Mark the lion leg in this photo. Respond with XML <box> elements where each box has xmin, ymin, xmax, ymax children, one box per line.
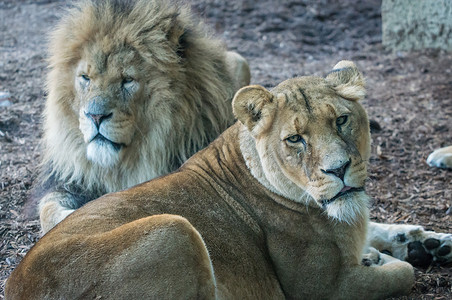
<box><xmin>6</xmin><ymin>214</ymin><xmax>216</xmax><ymax>300</ymax></box>
<box><xmin>335</xmin><ymin>254</ymin><xmax>414</xmax><ymax>299</ymax></box>
<box><xmin>366</xmin><ymin>222</ymin><xmax>452</xmax><ymax>267</ymax></box>
<box><xmin>38</xmin><ymin>191</ymin><xmax>77</xmax><ymax>234</ymax></box>
<box><xmin>427</xmin><ymin>145</ymin><xmax>452</xmax><ymax>169</ymax></box>
<box><xmin>225</xmin><ymin>51</ymin><xmax>251</xmax><ymax>90</ymax></box>
<box><xmin>99</xmin><ymin>214</ymin><xmax>217</xmax><ymax>299</ymax></box>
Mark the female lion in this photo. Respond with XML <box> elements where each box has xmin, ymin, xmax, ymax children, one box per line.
<box><xmin>6</xmin><ymin>61</ymin><xmax>451</xmax><ymax>299</ymax></box>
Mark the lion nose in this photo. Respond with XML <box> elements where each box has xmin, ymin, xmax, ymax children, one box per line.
<box><xmin>321</xmin><ymin>159</ymin><xmax>351</xmax><ymax>181</ymax></box>
<box><xmin>85</xmin><ymin>112</ymin><xmax>112</xmax><ymax>129</ymax></box>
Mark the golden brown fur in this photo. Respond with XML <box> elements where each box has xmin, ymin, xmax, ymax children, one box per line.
<box><xmin>36</xmin><ymin>0</ymin><xmax>250</xmax><ymax>233</ymax></box>
<box><xmin>7</xmin><ymin>61</ymin><xmax>416</xmax><ymax>299</ymax></box>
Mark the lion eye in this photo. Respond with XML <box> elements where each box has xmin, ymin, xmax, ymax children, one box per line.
<box><xmin>81</xmin><ymin>74</ymin><xmax>90</xmax><ymax>82</ymax></box>
<box><xmin>122</xmin><ymin>77</ymin><xmax>134</xmax><ymax>85</ymax></box>
<box><xmin>336</xmin><ymin>115</ymin><xmax>348</xmax><ymax>126</ymax></box>
<box><xmin>286</xmin><ymin>134</ymin><xmax>304</xmax><ymax>144</ymax></box>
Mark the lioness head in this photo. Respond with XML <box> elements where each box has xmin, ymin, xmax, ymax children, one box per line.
<box><xmin>234</xmin><ymin>61</ymin><xmax>370</xmax><ymax>224</ymax></box>
<box><xmin>40</xmin><ymin>0</ymin><xmax>235</xmax><ymax>193</ymax></box>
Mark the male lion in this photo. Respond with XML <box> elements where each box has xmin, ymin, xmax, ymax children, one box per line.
<box><xmin>35</xmin><ymin>0</ymin><xmax>250</xmax><ymax>233</ymax></box>
<box><xmin>7</xmin><ymin>61</ymin><xmax>451</xmax><ymax>299</ymax></box>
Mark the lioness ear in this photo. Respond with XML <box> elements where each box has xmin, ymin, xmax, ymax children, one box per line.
<box><xmin>232</xmin><ymin>85</ymin><xmax>275</xmax><ymax>135</ymax></box>
<box><xmin>326</xmin><ymin>60</ymin><xmax>366</xmax><ymax>101</ymax></box>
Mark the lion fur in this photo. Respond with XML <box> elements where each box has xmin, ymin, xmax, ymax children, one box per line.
<box><xmin>32</xmin><ymin>0</ymin><xmax>240</xmax><ymax>228</ymax></box>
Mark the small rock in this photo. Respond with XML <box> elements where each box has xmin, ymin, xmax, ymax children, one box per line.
<box><xmin>0</xmin><ymin>91</ymin><xmax>12</xmax><ymax>107</ymax></box>
<box><xmin>0</xmin><ymin>100</ymin><xmax>12</xmax><ymax>107</ymax></box>
<box><xmin>0</xmin><ymin>91</ymin><xmax>11</xmax><ymax>99</ymax></box>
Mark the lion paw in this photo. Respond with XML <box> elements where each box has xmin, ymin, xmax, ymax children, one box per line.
<box><xmin>369</xmin><ymin>223</ymin><xmax>452</xmax><ymax>268</ymax></box>
<box><xmin>386</xmin><ymin>226</ymin><xmax>452</xmax><ymax>267</ymax></box>
<box><xmin>362</xmin><ymin>247</ymin><xmax>405</xmax><ymax>267</ymax></box>
<box><xmin>405</xmin><ymin>232</ymin><xmax>452</xmax><ymax>267</ymax></box>
<box><xmin>426</xmin><ymin>146</ymin><xmax>452</xmax><ymax>169</ymax></box>
<box><xmin>362</xmin><ymin>247</ymin><xmax>383</xmax><ymax>266</ymax></box>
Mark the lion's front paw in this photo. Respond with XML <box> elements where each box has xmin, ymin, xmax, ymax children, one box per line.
<box><xmin>368</xmin><ymin>223</ymin><xmax>452</xmax><ymax>268</ymax></box>
<box><xmin>426</xmin><ymin>146</ymin><xmax>452</xmax><ymax>169</ymax></box>
<box><xmin>406</xmin><ymin>232</ymin><xmax>452</xmax><ymax>267</ymax></box>
<box><xmin>362</xmin><ymin>247</ymin><xmax>383</xmax><ymax>266</ymax></box>
<box><xmin>363</xmin><ymin>247</ymin><xmax>403</xmax><ymax>267</ymax></box>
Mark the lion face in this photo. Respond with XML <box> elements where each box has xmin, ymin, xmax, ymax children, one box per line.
<box><xmin>75</xmin><ymin>49</ymin><xmax>144</xmax><ymax>167</ymax></box>
<box><xmin>234</xmin><ymin>61</ymin><xmax>371</xmax><ymax>223</ymax></box>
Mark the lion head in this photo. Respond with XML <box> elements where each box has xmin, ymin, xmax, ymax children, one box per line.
<box><xmin>233</xmin><ymin>61</ymin><xmax>371</xmax><ymax>224</ymax></box>
<box><xmin>38</xmin><ymin>0</ymin><xmax>239</xmax><ymax>198</ymax></box>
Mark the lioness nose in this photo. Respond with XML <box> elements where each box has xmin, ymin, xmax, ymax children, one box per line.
<box><xmin>321</xmin><ymin>159</ymin><xmax>351</xmax><ymax>181</ymax></box>
<box><xmin>85</xmin><ymin>112</ymin><xmax>112</xmax><ymax>128</ymax></box>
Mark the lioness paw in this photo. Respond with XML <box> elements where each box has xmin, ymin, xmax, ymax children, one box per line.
<box><xmin>362</xmin><ymin>247</ymin><xmax>384</xmax><ymax>266</ymax></box>
<box><xmin>426</xmin><ymin>146</ymin><xmax>452</xmax><ymax>169</ymax></box>
<box><xmin>362</xmin><ymin>247</ymin><xmax>403</xmax><ymax>266</ymax></box>
<box><xmin>368</xmin><ymin>222</ymin><xmax>452</xmax><ymax>268</ymax></box>
<box><xmin>386</xmin><ymin>226</ymin><xmax>452</xmax><ymax>267</ymax></box>
<box><xmin>406</xmin><ymin>232</ymin><xmax>452</xmax><ymax>267</ymax></box>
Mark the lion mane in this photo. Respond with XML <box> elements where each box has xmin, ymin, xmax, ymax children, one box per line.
<box><xmin>34</xmin><ymin>0</ymin><xmax>247</xmax><ymax>231</ymax></box>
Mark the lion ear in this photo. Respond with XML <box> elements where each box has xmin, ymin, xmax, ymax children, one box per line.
<box><xmin>164</xmin><ymin>15</ymin><xmax>187</xmax><ymax>54</ymax></box>
<box><xmin>232</xmin><ymin>85</ymin><xmax>275</xmax><ymax>135</ymax></box>
<box><xmin>326</xmin><ymin>60</ymin><xmax>366</xmax><ymax>101</ymax></box>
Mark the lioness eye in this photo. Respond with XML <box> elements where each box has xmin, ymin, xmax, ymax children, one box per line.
<box><xmin>287</xmin><ymin>134</ymin><xmax>304</xmax><ymax>144</ymax></box>
<box><xmin>81</xmin><ymin>74</ymin><xmax>90</xmax><ymax>81</ymax></box>
<box><xmin>336</xmin><ymin>115</ymin><xmax>348</xmax><ymax>126</ymax></box>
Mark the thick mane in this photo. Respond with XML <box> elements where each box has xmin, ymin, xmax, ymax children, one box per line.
<box><xmin>38</xmin><ymin>0</ymin><xmax>235</xmax><ymax>201</ymax></box>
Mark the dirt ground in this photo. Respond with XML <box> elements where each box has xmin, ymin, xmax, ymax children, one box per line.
<box><xmin>0</xmin><ymin>0</ymin><xmax>451</xmax><ymax>298</ymax></box>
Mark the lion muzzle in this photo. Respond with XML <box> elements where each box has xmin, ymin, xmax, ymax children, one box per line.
<box><xmin>85</xmin><ymin>111</ymin><xmax>113</xmax><ymax>129</ymax></box>
<box><xmin>320</xmin><ymin>159</ymin><xmax>351</xmax><ymax>181</ymax></box>
<box><xmin>321</xmin><ymin>186</ymin><xmax>365</xmax><ymax>208</ymax></box>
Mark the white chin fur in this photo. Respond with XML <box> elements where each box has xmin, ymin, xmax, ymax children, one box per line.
<box><xmin>86</xmin><ymin>141</ymin><xmax>121</xmax><ymax>168</ymax></box>
<box><xmin>323</xmin><ymin>192</ymin><xmax>369</xmax><ymax>225</ymax></box>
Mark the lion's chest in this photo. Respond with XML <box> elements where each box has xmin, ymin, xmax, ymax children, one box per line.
<box><xmin>262</xmin><ymin>206</ymin><xmax>352</xmax><ymax>298</ymax></box>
